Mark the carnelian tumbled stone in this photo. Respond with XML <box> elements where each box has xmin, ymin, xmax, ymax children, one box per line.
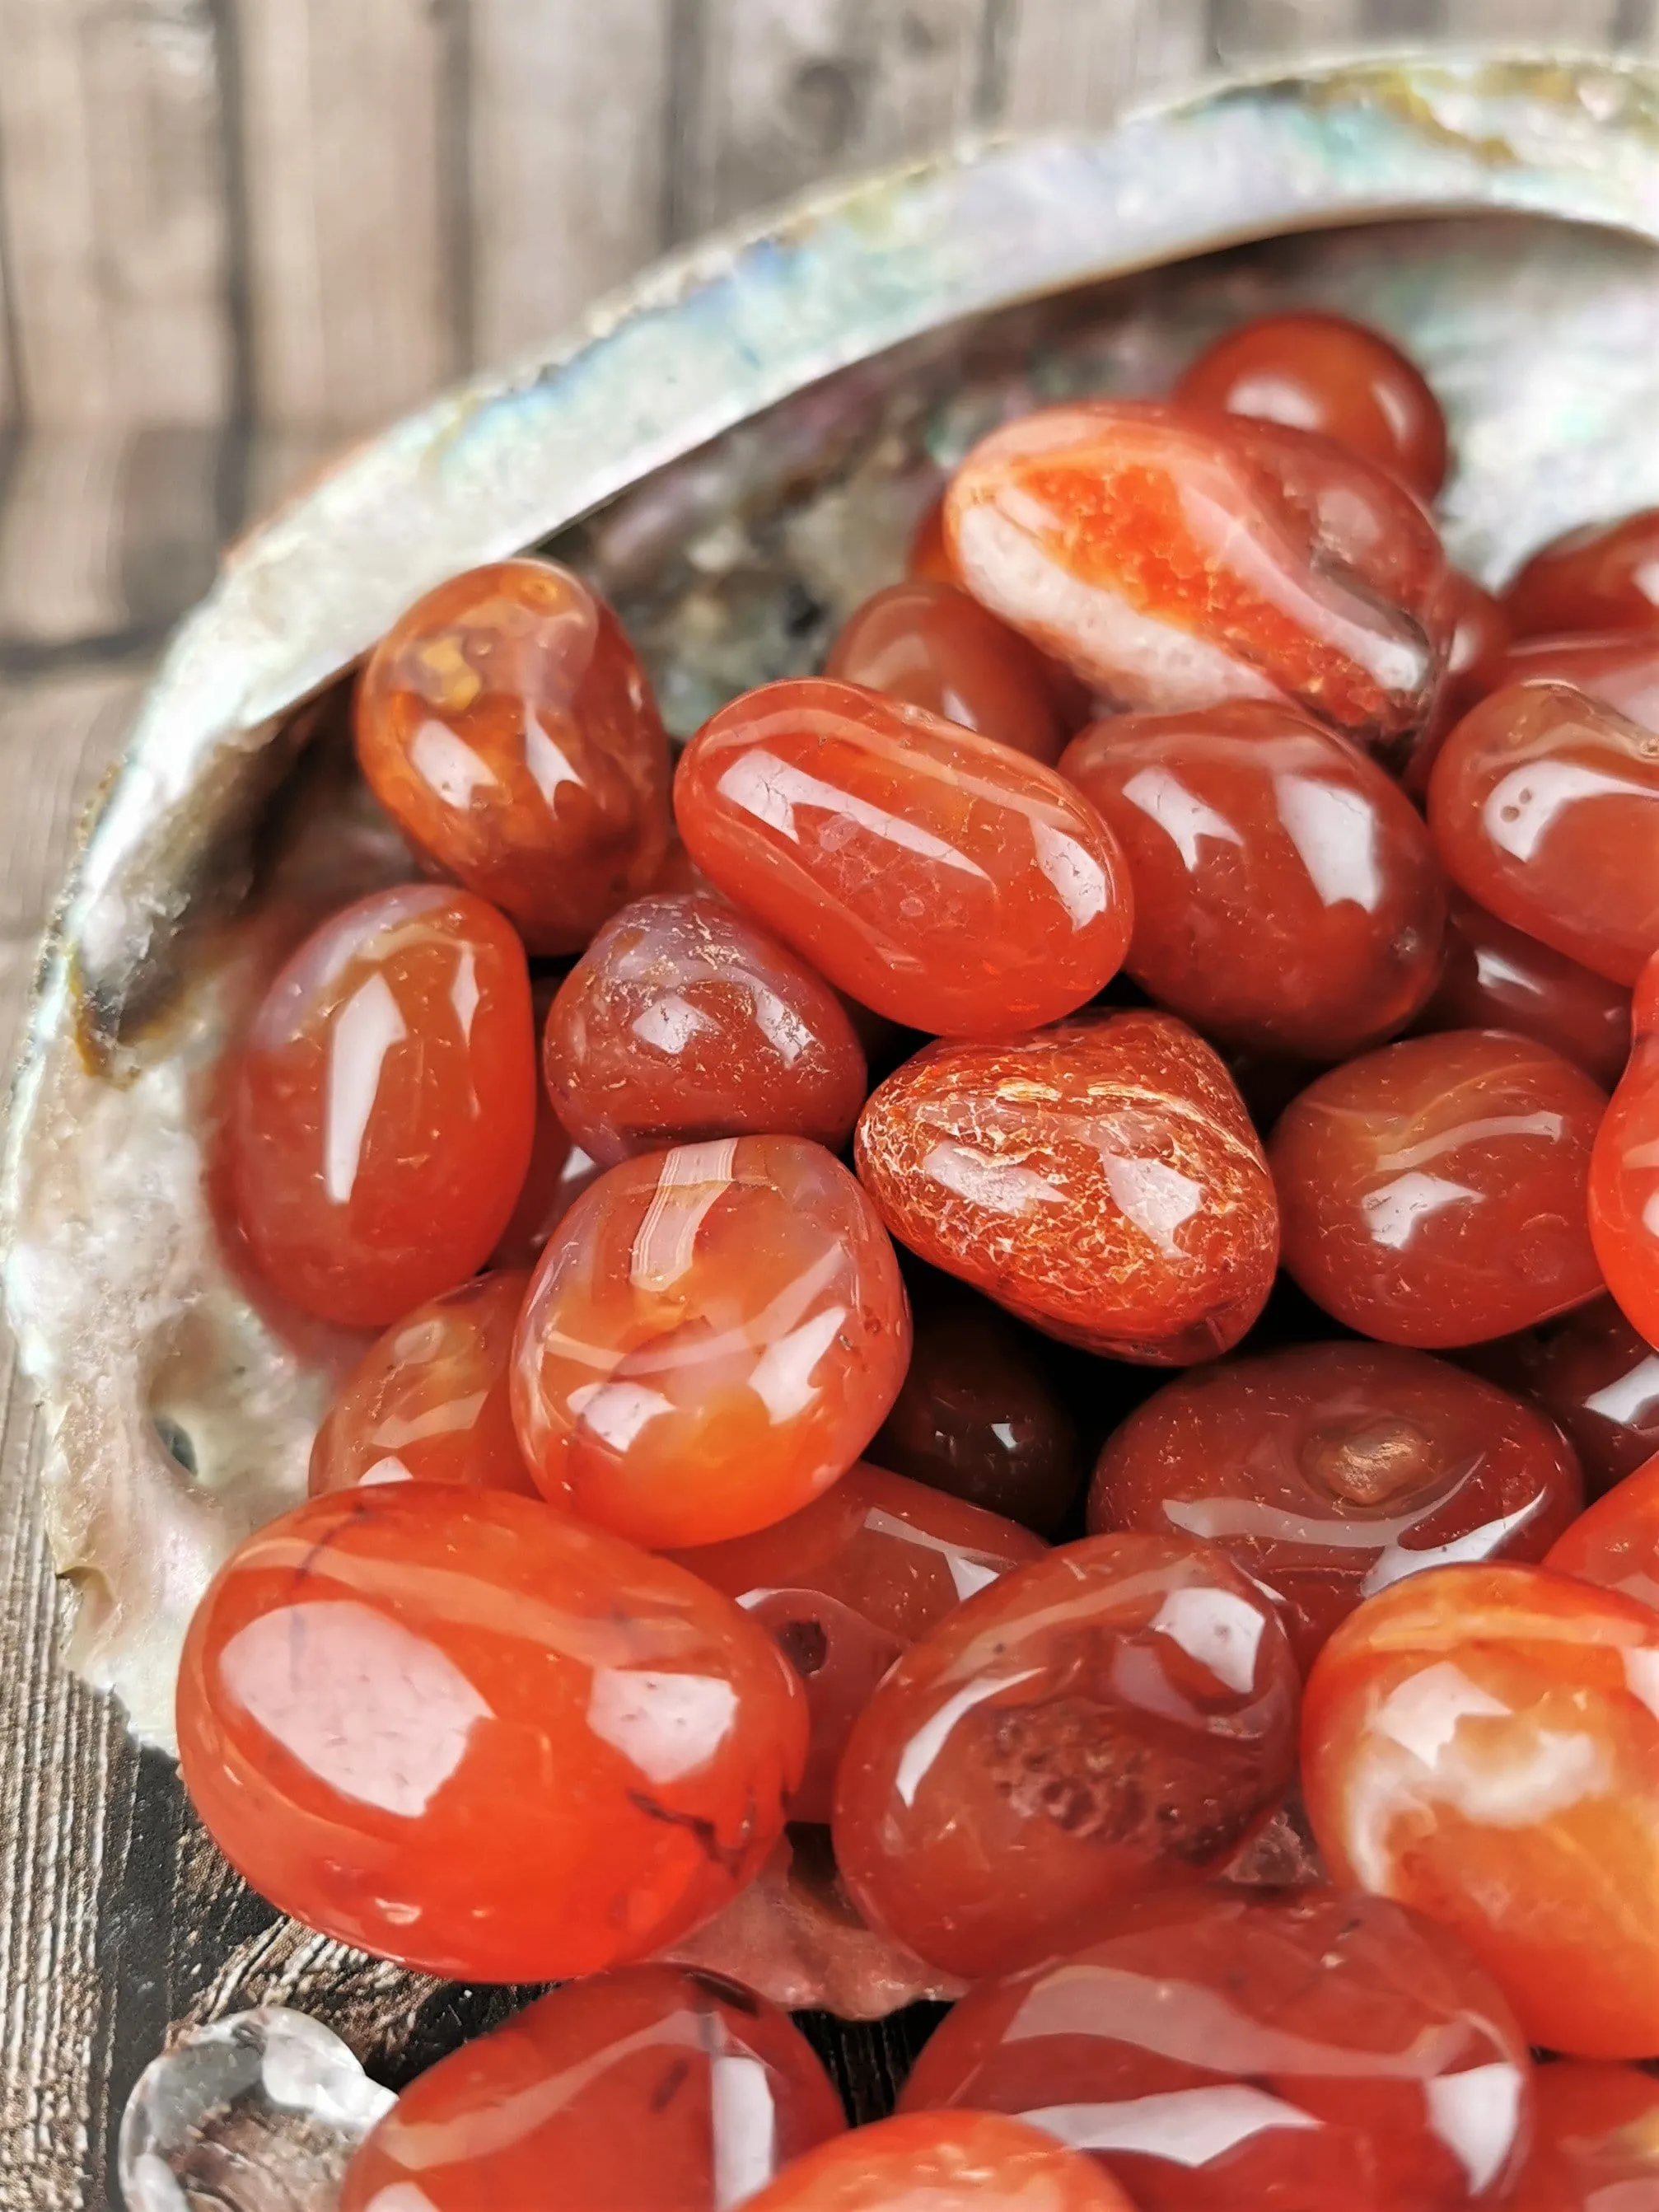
<box><xmin>945</xmin><ymin>400</ymin><xmax>1446</xmax><ymax>750</ymax></box>
<box><xmin>1272</xmin><ymin>1030</ymin><xmax>1605</xmax><ymax>1347</ymax></box>
<box><xmin>231</xmin><ymin>885</ymin><xmax>536</xmax><ymax>1326</ymax></box>
<box><xmin>1546</xmin><ymin>1450</ymin><xmax>1659</xmax><ymax>1613</ymax></box>
<box><xmin>309</xmin><ymin>1270</ymin><xmax>535</xmax><ymax>1496</ymax></box>
<box><xmin>898</xmin><ymin>1885</ymin><xmax>1534</xmax><ymax>2211</ymax></box>
<box><xmin>1503</xmin><ymin>508</ymin><xmax>1659</xmax><ymax>638</ymax></box>
<box><xmin>1481</xmin><ymin>1295</ymin><xmax>1659</xmax><ymax>1499</ymax></box>
<box><xmin>675</xmin><ymin>1462</ymin><xmax>1046</xmax><ymax>1822</ymax></box>
<box><xmin>512</xmin><ymin>1135</ymin><xmax>910</xmax><ymax>1547</ymax></box>
<box><xmin>826</xmin><ymin>581</ymin><xmax>1067</xmax><ymax>764</ymax></box>
<box><xmin>1060</xmin><ymin>699</ymin><xmax>1446</xmax><ymax>1059</ymax></box>
<box><xmin>1497</xmin><ymin>629</ymin><xmax>1659</xmax><ymax>728</ymax></box>
<box><xmin>832</xmin><ymin>1532</ymin><xmax>1299</xmax><ymax>1979</ymax></box>
<box><xmin>1175</xmin><ymin>309</ymin><xmax>1449</xmax><ymax>498</ymax></box>
<box><xmin>1301</xmin><ymin>1561</ymin><xmax>1659</xmax><ymax>2057</ymax></box>
<box><xmin>176</xmin><ymin>1486</ymin><xmax>806</xmax><ymax>1981</ymax></box>
<box><xmin>1591</xmin><ymin>951</ymin><xmax>1659</xmax><ymax>1348</ymax></box>
<box><xmin>673</xmin><ymin>679</ymin><xmax>1132</xmax><ymax>1036</ymax></box>
<box><xmin>1428</xmin><ymin>680</ymin><xmax>1659</xmax><ymax>986</ymax></box>
<box><xmin>544</xmin><ymin>891</ymin><xmax>867</xmax><ymax>1166</ymax></box>
<box><xmin>339</xmin><ymin>1966</ymin><xmax>844</xmax><ymax>2212</ymax></box>
<box><xmin>856</xmin><ymin>1014</ymin><xmax>1278</xmax><ymax>1364</ymax></box>
<box><xmin>1416</xmin><ymin>892</ymin><xmax>1631</xmax><ymax>1092</ymax></box>
<box><xmin>1089</xmin><ymin>1341</ymin><xmax>1582</xmax><ymax>1669</ymax></box>
<box><xmin>1507</xmin><ymin>2060</ymin><xmax>1659</xmax><ymax>2210</ymax></box>
<box><xmin>355</xmin><ymin>557</ymin><xmax>671</xmax><ymax>953</ymax></box>
<box><xmin>1402</xmin><ymin>571</ymin><xmax>1514</xmax><ymax>798</ymax></box>
<box><xmin>743</xmin><ymin>2111</ymin><xmax>1137</xmax><ymax>2212</ymax></box>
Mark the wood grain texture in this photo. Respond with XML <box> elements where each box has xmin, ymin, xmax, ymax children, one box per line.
<box><xmin>993</xmin><ymin>0</ymin><xmax>1215</xmax><ymax>127</ymax></box>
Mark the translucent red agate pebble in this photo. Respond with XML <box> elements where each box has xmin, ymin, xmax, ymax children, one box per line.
<box><xmin>1415</xmin><ymin>891</ymin><xmax>1631</xmax><ymax>1092</ymax></box>
<box><xmin>1480</xmin><ymin>1295</ymin><xmax>1659</xmax><ymax>1500</ymax></box>
<box><xmin>827</xmin><ymin>579</ymin><xmax>1068</xmax><ymax>764</ymax></box>
<box><xmin>1507</xmin><ymin>2060</ymin><xmax>1659</xmax><ymax>2210</ymax></box>
<box><xmin>230</xmin><ymin>884</ymin><xmax>535</xmax><ymax>1326</ymax></box>
<box><xmin>944</xmin><ymin>400</ymin><xmax>1446</xmax><ymax>749</ymax></box>
<box><xmin>1271</xmin><ymin>1029</ymin><xmax>1605</xmax><ymax>1347</ymax></box>
<box><xmin>832</xmin><ymin>1532</ymin><xmax>1299</xmax><ymax>1979</ymax></box>
<box><xmin>308</xmin><ymin>1270</ymin><xmax>535</xmax><ymax>1496</ymax></box>
<box><xmin>1502</xmin><ymin>507</ymin><xmax>1659</xmax><ymax>638</ymax></box>
<box><xmin>673</xmin><ymin>678</ymin><xmax>1132</xmax><ymax>1035</ymax></box>
<box><xmin>743</xmin><ymin>2111</ymin><xmax>1137</xmax><ymax>2212</ymax></box>
<box><xmin>898</xmin><ymin>1884</ymin><xmax>1534</xmax><ymax>2211</ymax></box>
<box><xmin>339</xmin><ymin>1966</ymin><xmax>844</xmax><ymax>2212</ymax></box>
<box><xmin>1428</xmin><ymin>680</ymin><xmax>1659</xmax><ymax>985</ymax></box>
<box><xmin>1402</xmin><ymin>571</ymin><xmax>1514</xmax><ymax>798</ymax></box>
<box><xmin>511</xmin><ymin>1134</ymin><xmax>910</xmax><ymax>1547</ymax></box>
<box><xmin>1496</xmin><ymin>629</ymin><xmax>1659</xmax><ymax>728</ymax></box>
<box><xmin>175</xmin><ymin>1487</ymin><xmax>806</xmax><ymax>1981</ymax></box>
<box><xmin>544</xmin><ymin>890</ymin><xmax>867</xmax><ymax>1166</ymax></box>
<box><xmin>855</xmin><ymin>1013</ymin><xmax>1278</xmax><ymax>1364</ymax></box>
<box><xmin>1089</xmin><ymin>1340</ymin><xmax>1582</xmax><ymax>1667</ymax></box>
<box><xmin>674</xmin><ymin>1461</ymin><xmax>1046</xmax><ymax>1822</ymax></box>
<box><xmin>1301</xmin><ymin>1561</ymin><xmax>1659</xmax><ymax>2057</ymax></box>
<box><xmin>1590</xmin><ymin>951</ymin><xmax>1659</xmax><ymax>1346</ymax></box>
<box><xmin>1546</xmin><ymin>1450</ymin><xmax>1659</xmax><ymax>1612</ymax></box>
<box><xmin>1060</xmin><ymin>699</ymin><xmax>1446</xmax><ymax>1059</ymax></box>
<box><xmin>1175</xmin><ymin>309</ymin><xmax>1449</xmax><ymax>498</ymax></box>
<box><xmin>355</xmin><ymin>556</ymin><xmax>671</xmax><ymax>952</ymax></box>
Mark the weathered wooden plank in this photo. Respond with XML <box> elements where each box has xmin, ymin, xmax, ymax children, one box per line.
<box><xmin>0</xmin><ymin>0</ymin><xmax>231</xmax><ymax>424</ymax></box>
<box><xmin>470</xmin><ymin>0</ymin><xmax>674</xmax><ymax>364</ymax></box>
<box><xmin>0</xmin><ymin>433</ymin><xmax>131</xmax><ymax>651</ymax></box>
<box><xmin>1423</xmin><ymin>0</ymin><xmax>1626</xmax><ymax>36</ymax></box>
<box><xmin>1209</xmin><ymin>0</ymin><xmax>1370</xmax><ymax>68</ymax></box>
<box><xmin>237</xmin><ymin>0</ymin><xmax>458</xmax><ymax>427</ymax></box>
<box><xmin>994</xmin><ymin>0</ymin><xmax>1213</xmax><ymax>129</ymax></box>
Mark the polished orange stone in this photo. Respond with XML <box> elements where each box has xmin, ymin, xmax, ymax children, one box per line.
<box><xmin>1060</xmin><ymin>699</ymin><xmax>1446</xmax><ymax>1059</ymax></box>
<box><xmin>1402</xmin><ymin>571</ymin><xmax>1514</xmax><ymax>798</ymax></box>
<box><xmin>1477</xmin><ymin>1295</ymin><xmax>1659</xmax><ymax>1501</ymax></box>
<box><xmin>673</xmin><ymin>1461</ymin><xmax>1046</xmax><ymax>1822</ymax></box>
<box><xmin>1545</xmin><ymin>1450</ymin><xmax>1659</xmax><ymax>1614</ymax></box>
<box><xmin>1495</xmin><ymin>629</ymin><xmax>1659</xmax><ymax>728</ymax></box>
<box><xmin>176</xmin><ymin>1486</ymin><xmax>806</xmax><ymax>1981</ymax></box>
<box><xmin>309</xmin><ymin>1270</ymin><xmax>535</xmax><ymax>1496</ymax></box>
<box><xmin>1089</xmin><ymin>1340</ymin><xmax>1582</xmax><ymax>1669</ymax></box>
<box><xmin>1428</xmin><ymin>680</ymin><xmax>1659</xmax><ymax>986</ymax></box>
<box><xmin>1301</xmin><ymin>1561</ymin><xmax>1659</xmax><ymax>2057</ymax></box>
<box><xmin>355</xmin><ymin>557</ymin><xmax>671</xmax><ymax>953</ymax></box>
<box><xmin>855</xmin><ymin>1013</ymin><xmax>1278</xmax><ymax>1364</ymax></box>
<box><xmin>339</xmin><ymin>1966</ymin><xmax>844</xmax><ymax>2212</ymax></box>
<box><xmin>743</xmin><ymin>2111</ymin><xmax>1138</xmax><ymax>2212</ymax></box>
<box><xmin>1175</xmin><ymin>310</ymin><xmax>1448</xmax><ymax>498</ymax></box>
<box><xmin>512</xmin><ymin>1134</ymin><xmax>910</xmax><ymax>1547</ymax></box>
<box><xmin>1591</xmin><ymin>951</ymin><xmax>1659</xmax><ymax>1349</ymax></box>
<box><xmin>544</xmin><ymin>891</ymin><xmax>867</xmax><ymax>1166</ymax></box>
<box><xmin>1415</xmin><ymin>891</ymin><xmax>1631</xmax><ymax>1092</ymax></box>
<box><xmin>1506</xmin><ymin>2060</ymin><xmax>1659</xmax><ymax>2210</ymax></box>
<box><xmin>489</xmin><ymin>1111</ymin><xmax>599</xmax><ymax>1270</ymax></box>
<box><xmin>897</xmin><ymin>1885</ymin><xmax>1534</xmax><ymax>2211</ymax></box>
<box><xmin>833</xmin><ymin>1532</ymin><xmax>1299</xmax><ymax>1979</ymax></box>
<box><xmin>826</xmin><ymin>580</ymin><xmax>1067</xmax><ymax>763</ymax></box>
<box><xmin>673</xmin><ymin>679</ymin><xmax>1132</xmax><ymax>1036</ymax></box>
<box><xmin>944</xmin><ymin>400</ymin><xmax>1446</xmax><ymax>750</ymax></box>
<box><xmin>1271</xmin><ymin>1029</ymin><xmax>1605</xmax><ymax>1348</ymax></box>
<box><xmin>908</xmin><ymin>494</ymin><xmax>960</xmax><ymax>586</ymax></box>
<box><xmin>230</xmin><ymin>885</ymin><xmax>536</xmax><ymax>1326</ymax></box>
<box><xmin>1502</xmin><ymin>508</ymin><xmax>1659</xmax><ymax>638</ymax></box>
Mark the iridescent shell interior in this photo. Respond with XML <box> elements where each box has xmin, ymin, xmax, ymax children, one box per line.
<box><xmin>7</xmin><ymin>54</ymin><xmax>1659</xmax><ymax>1765</ymax></box>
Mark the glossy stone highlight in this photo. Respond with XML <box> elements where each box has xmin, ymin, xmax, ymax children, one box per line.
<box><xmin>1496</xmin><ymin>629</ymin><xmax>1659</xmax><ymax>730</ymax></box>
<box><xmin>1428</xmin><ymin>680</ymin><xmax>1659</xmax><ymax>985</ymax></box>
<box><xmin>1175</xmin><ymin>310</ymin><xmax>1448</xmax><ymax>497</ymax></box>
<box><xmin>1090</xmin><ymin>1341</ymin><xmax>1582</xmax><ymax>1667</ymax></box>
<box><xmin>1061</xmin><ymin>699</ymin><xmax>1446</xmax><ymax>1059</ymax></box>
<box><xmin>339</xmin><ymin>1967</ymin><xmax>845</xmax><ymax>2212</ymax></box>
<box><xmin>1416</xmin><ymin>892</ymin><xmax>1631</xmax><ymax>1092</ymax></box>
<box><xmin>1301</xmin><ymin>1562</ymin><xmax>1659</xmax><ymax>2057</ymax></box>
<box><xmin>176</xmin><ymin>1487</ymin><xmax>807</xmax><ymax>1981</ymax></box>
<box><xmin>355</xmin><ymin>557</ymin><xmax>671</xmax><ymax>952</ymax></box>
<box><xmin>1507</xmin><ymin>2060</ymin><xmax>1659</xmax><ymax>2211</ymax></box>
<box><xmin>833</xmin><ymin>1532</ymin><xmax>1299</xmax><ymax>1979</ymax></box>
<box><xmin>898</xmin><ymin>1885</ymin><xmax>1534</xmax><ymax>2212</ymax></box>
<box><xmin>1272</xmin><ymin>1030</ymin><xmax>1605</xmax><ymax>1348</ymax></box>
<box><xmin>544</xmin><ymin>891</ymin><xmax>867</xmax><ymax>1166</ymax></box>
<box><xmin>1545</xmin><ymin>1450</ymin><xmax>1659</xmax><ymax>1614</ymax></box>
<box><xmin>230</xmin><ymin>885</ymin><xmax>536</xmax><ymax>1326</ymax></box>
<box><xmin>674</xmin><ymin>679</ymin><xmax>1132</xmax><ymax>1036</ymax></box>
<box><xmin>1591</xmin><ymin>951</ymin><xmax>1659</xmax><ymax>1349</ymax></box>
<box><xmin>743</xmin><ymin>2111</ymin><xmax>1138</xmax><ymax>2212</ymax></box>
<box><xmin>1503</xmin><ymin>508</ymin><xmax>1659</xmax><ymax>638</ymax></box>
<box><xmin>1479</xmin><ymin>1295</ymin><xmax>1659</xmax><ymax>1500</ymax></box>
<box><xmin>827</xmin><ymin>580</ymin><xmax>1067</xmax><ymax>763</ymax></box>
<box><xmin>1403</xmin><ymin>572</ymin><xmax>1514</xmax><ymax>799</ymax></box>
<box><xmin>857</xmin><ymin>1014</ymin><xmax>1278</xmax><ymax>1364</ymax></box>
<box><xmin>674</xmin><ymin>1462</ymin><xmax>1046</xmax><ymax>1822</ymax></box>
<box><xmin>308</xmin><ymin>1270</ymin><xmax>535</xmax><ymax>1496</ymax></box>
<box><xmin>945</xmin><ymin>400</ymin><xmax>1446</xmax><ymax>751</ymax></box>
<box><xmin>512</xmin><ymin>1135</ymin><xmax>910</xmax><ymax>1547</ymax></box>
